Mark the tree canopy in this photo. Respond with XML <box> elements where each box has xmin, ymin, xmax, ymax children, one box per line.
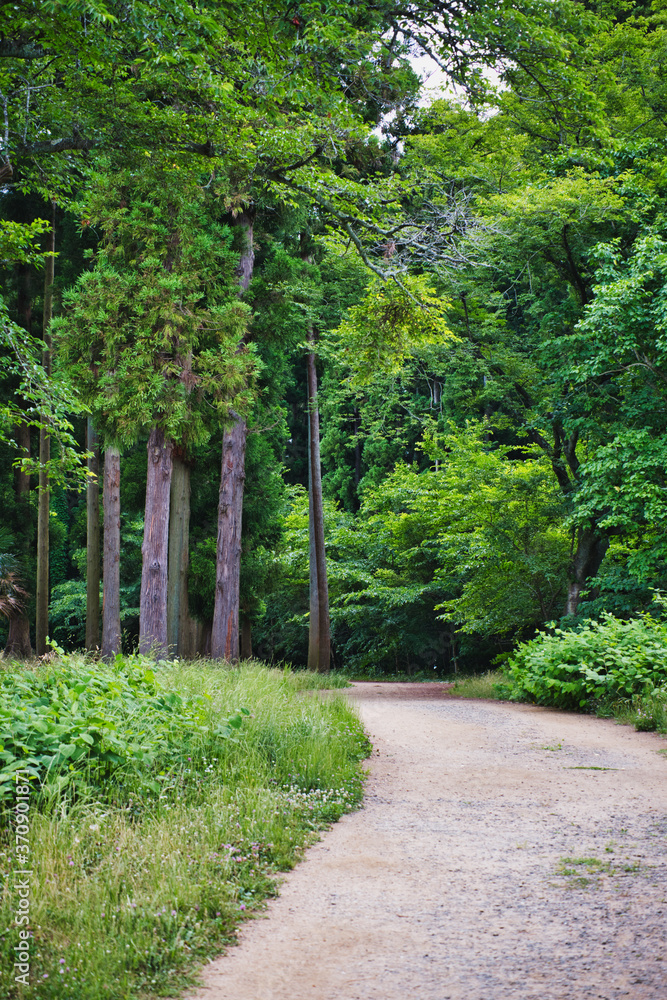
<box><xmin>3</xmin><ymin>0</ymin><xmax>667</xmax><ymax>672</ymax></box>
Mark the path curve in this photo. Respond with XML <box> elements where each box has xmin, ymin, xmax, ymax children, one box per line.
<box><xmin>187</xmin><ymin>682</ymin><xmax>667</xmax><ymax>1000</ymax></box>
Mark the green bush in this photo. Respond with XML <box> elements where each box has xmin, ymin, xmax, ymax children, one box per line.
<box><xmin>508</xmin><ymin>613</ymin><xmax>667</xmax><ymax>710</ymax></box>
<box><xmin>0</xmin><ymin>654</ymin><xmax>248</xmax><ymax>808</ymax></box>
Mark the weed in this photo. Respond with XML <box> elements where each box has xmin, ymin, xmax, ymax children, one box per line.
<box><xmin>0</xmin><ymin>657</ymin><xmax>369</xmax><ymax>1000</ymax></box>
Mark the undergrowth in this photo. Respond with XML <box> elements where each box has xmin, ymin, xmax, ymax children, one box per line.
<box><xmin>506</xmin><ymin>613</ymin><xmax>667</xmax><ymax>731</ymax></box>
<box><xmin>0</xmin><ymin>657</ymin><xmax>370</xmax><ymax>1000</ymax></box>
<box><xmin>451</xmin><ymin>613</ymin><xmax>667</xmax><ymax>736</ymax></box>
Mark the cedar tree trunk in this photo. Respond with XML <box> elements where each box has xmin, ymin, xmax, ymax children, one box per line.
<box><xmin>211</xmin><ymin>209</ymin><xmax>254</xmax><ymax>661</ymax></box>
<box><xmin>5</xmin><ymin>422</ymin><xmax>32</xmax><ymax>657</ymax></box>
<box><xmin>139</xmin><ymin>427</ymin><xmax>173</xmax><ymax>656</ymax></box>
<box><xmin>211</xmin><ymin>417</ymin><xmax>246</xmax><ymax>661</ymax></box>
<box><xmin>306</xmin><ymin>338</ymin><xmax>330</xmax><ymax>673</ymax></box>
<box><xmin>35</xmin><ymin>207</ymin><xmax>55</xmax><ymax>656</ymax></box>
<box><xmin>85</xmin><ymin>418</ymin><xmax>101</xmax><ymax>650</ymax></box>
<box><xmin>167</xmin><ymin>452</ymin><xmax>191</xmax><ymax>657</ymax></box>
<box><xmin>101</xmin><ymin>445</ymin><xmax>122</xmax><ymax>658</ymax></box>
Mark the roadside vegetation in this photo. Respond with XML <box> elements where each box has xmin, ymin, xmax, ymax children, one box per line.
<box><xmin>450</xmin><ymin>611</ymin><xmax>667</xmax><ymax>736</ymax></box>
<box><xmin>0</xmin><ymin>657</ymin><xmax>369</xmax><ymax>1000</ymax></box>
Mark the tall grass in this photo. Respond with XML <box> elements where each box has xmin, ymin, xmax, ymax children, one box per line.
<box><xmin>450</xmin><ymin>670</ymin><xmax>508</xmax><ymax>700</ymax></box>
<box><xmin>0</xmin><ymin>658</ymin><xmax>369</xmax><ymax>1000</ymax></box>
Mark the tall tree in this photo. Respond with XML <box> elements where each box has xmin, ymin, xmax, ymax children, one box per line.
<box><xmin>306</xmin><ymin>331</ymin><xmax>331</xmax><ymax>672</ymax></box>
<box><xmin>55</xmin><ymin>168</ymin><xmax>255</xmax><ymax>657</ymax></box>
<box><xmin>211</xmin><ymin>212</ymin><xmax>254</xmax><ymax>662</ymax></box>
<box><xmin>85</xmin><ymin>418</ymin><xmax>100</xmax><ymax>650</ymax></box>
<box><xmin>139</xmin><ymin>428</ymin><xmax>174</xmax><ymax>655</ymax></box>
<box><xmin>35</xmin><ymin>204</ymin><xmax>55</xmax><ymax>655</ymax></box>
<box><xmin>167</xmin><ymin>449</ymin><xmax>192</xmax><ymax>657</ymax></box>
<box><xmin>101</xmin><ymin>445</ymin><xmax>122</xmax><ymax>658</ymax></box>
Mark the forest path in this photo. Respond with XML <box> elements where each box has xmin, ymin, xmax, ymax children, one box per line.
<box><xmin>187</xmin><ymin>682</ymin><xmax>667</xmax><ymax>1000</ymax></box>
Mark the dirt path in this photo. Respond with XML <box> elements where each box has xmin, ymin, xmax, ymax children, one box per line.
<box><xmin>187</xmin><ymin>683</ymin><xmax>667</xmax><ymax>1000</ymax></box>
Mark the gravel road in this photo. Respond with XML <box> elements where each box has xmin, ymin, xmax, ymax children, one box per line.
<box><xmin>187</xmin><ymin>682</ymin><xmax>667</xmax><ymax>1000</ymax></box>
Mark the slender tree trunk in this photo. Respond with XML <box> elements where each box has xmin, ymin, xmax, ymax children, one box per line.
<box><xmin>353</xmin><ymin>406</ymin><xmax>362</xmax><ymax>508</ymax></box>
<box><xmin>35</xmin><ymin>206</ymin><xmax>55</xmax><ymax>656</ymax></box>
<box><xmin>5</xmin><ymin>422</ymin><xmax>32</xmax><ymax>657</ymax></box>
<box><xmin>564</xmin><ymin>527</ymin><xmax>609</xmax><ymax>617</ymax></box>
<box><xmin>306</xmin><ymin>338</ymin><xmax>330</xmax><ymax>673</ymax></box>
<box><xmin>240</xmin><ymin>615</ymin><xmax>252</xmax><ymax>660</ymax></box>
<box><xmin>101</xmin><ymin>445</ymin><xmax>122</xmax><ymax>658</ymax></box>
<box><xmin>211</xmin><ymin>417</ymin><xmax>247</xmax><ymax>661</ymax></box>
<box><xmin>167</xmin><ymin>453</ymin><xmax>191</xmax><ymax>657</ymax></box>
<box><xmin>212</xmin><ymin>209</ymin><xmax>254</xmax><ymax>662</ymax></box>
<box><xmin>85</xmin><ymin>419</ymin><xmax>101</xmax><ymax>650</ymax></box>
<box><xmin>139</xmin><ymin>427</ymin><xmax>173</xmax><ymax>656</ymax></box>
<box><xmin>307</xmin><ymin>407</ymin><xmax>320</xmax><ymax>671</ymax></box>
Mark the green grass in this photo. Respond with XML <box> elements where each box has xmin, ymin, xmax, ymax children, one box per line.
<box><xmin>0</xmin><ymin>657</ymin><xmax>370</xmax><ymax>1000</ymax></box>
<box><xmin>450</xmin><ymin>670</ymin><xmax>509</xmax><ymax>700</ymax></box>
<box><xmin>279</xmin><ymin>666</ymin><xmax>352</xmax><ymax>690</ymax></box>
<box><xmin>601</xmin><ymin>690</ymin><xmax>667</xmax><ymax>734</ymax></box>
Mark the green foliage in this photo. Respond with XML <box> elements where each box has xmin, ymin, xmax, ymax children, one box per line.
<box><xmin>0</xmin><ymin>655</ymin><xmax>249</xmax><ymax>806</ymax></box>
<box><xmin>54</xmin><ymin>167</ymin><xmax>257</xmax><ymax>447</ymax></box>
<box><xmin>508</xmin><ymin>613</ymin><xmax>667</xmax><ymax>710</ymax></box>
<box><xmin>0</xmin><ymin>298</ymin><xmax>90</xmax><ymax>483</ymax></box>
<box><xmin>329</xmin><ymin>275</ymin><xmax>455</xmax><ymax>386</ymax></box>
<box><xmin>48</xmin><ymin>580</ymin><xmax>93</xmax><ymax>649</ymax></box>
<box><xmin>0</xmin><ymin>659</ymin><xmax>369</xmax><ymax>1000</ymax></box>
<box><xmin>0</xmin><ymin>219</ymin><xmax>53</xmax><ymax>267</ymax></box>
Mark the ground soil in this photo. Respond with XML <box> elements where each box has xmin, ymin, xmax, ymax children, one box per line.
<box><xmin>186</xmin><ymin>683</ymin><xmax>667</xmax><ymax>1000</ymax></box>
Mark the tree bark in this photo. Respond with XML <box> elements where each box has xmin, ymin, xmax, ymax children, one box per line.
<box><xmin>307</xmin><ymin>417</ymin><xmax>320</xmax><ymax>670</ymax></box>
<box><xmin>85</xmin><ymin>418</ymin><xmax>100</xmax><ymax>650</ymax></box>
<box><xmin>211</xmin><ymin>417</ymin><xmax>247</xmax><ymax>661</ymax></box>
<box><xmin>139</xmin><ymin>427</ymin><xmax>173</xmax><ymax>657</ymax></box>
<box><xmin>4</xmin><ymin>424</ymin><xmax>32</xmax><ymax>658</ymax></box>
<box><xmin>240</xmin><ymin>615</ymin><xmax>252</xmax><ymax>660</ymax></box>
<box><xmin>101</xmin><ymin>445</ymin><xmax>122</xmax><ymax>658</ymax></box>
<box><xmin>306</xmin><ymin>340</ymin><xmax>330</xmax><ymax>673</ymax></box>
<box><xmin>35</xmin><ymin>205</ymin><xmax>55</xmax><ymax>656</ymax></box>
<box><xmin>167</xmin><ymin>452</ymin><xmax>191</xmax><ymax>657</ymax></box>
<box><xmin>5</xmin><ymin>265</ymin><xmax>34</xmax><ymax>658</ymax></box>
<box><xmin>564</xmin><ymin>527</ymin><xmax>610</xmax><ymax>617</ymax></box>
<box><xmin>211</xmin><ymin>209</ymin><xmax>254</xmax><ymax>662</ymax></box>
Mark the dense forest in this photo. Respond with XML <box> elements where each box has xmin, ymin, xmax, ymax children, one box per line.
<box><xmin>3</xmin><ymin>0</ymin><xmax>667</xmax><ymax>676</ymax></box>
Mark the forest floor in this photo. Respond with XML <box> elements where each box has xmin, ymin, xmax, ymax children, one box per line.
<box><xmin>183</xmin><ymin>682</ymin><xmax>667</xmax><ymax>1000</ymax></box>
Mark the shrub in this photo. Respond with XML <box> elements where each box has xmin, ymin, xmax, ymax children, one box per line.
<box><xmin>508</xmin><ymin>613</ymin><xmax>667</xmax><ymax>710</ymax></box>
<box><xmin>0</xmin><ymin>654</ymin><xmax>248</xmax><ymax>808</ymax></box>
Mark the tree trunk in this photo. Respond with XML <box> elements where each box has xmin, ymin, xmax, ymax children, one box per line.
<box><xmin>139</xmin><ymin>427</ymin><xmax>173</xmax><ymax>657</ymax></box>
<box><xmin>353</xmin><ymin>406</ymin><xmax>362</xmax><ymax>511</ymax></box>
<box><xmin>167</xmin><ymin>453</ymin><xmax>191</xmax><ymax>657</ymax></box>
<box><xmin>101</xmin><ymin>445</ymin><xmax>122</xmax><ymax>658</ymax></box>
<box><xmin>306</xmin><ymin>340</ymin><xmax>330</xmax><ymax>673</ymax></box>
<box><xmin>307</xmin><ymin>403</ymin><xmax>320</xmax><ymax>671</ymax></box>
<box><xmin>211</xmin><ymin>417</ymin><xmax>247</xmax><ymax>661</ymax></box>
<box><xmin>4</xmin><ymin>421</ymin><xmax>33</xmax><ymax>657</ymax></box>
<box><xmin>241</xmin><ymin>615</ymin><xmax>252</xmax><ymax>660</ymax></box>
<box><xmin>5</xmin><ymin>266</ymin><xmax>34</xmax><ymax>658</ymax></box>
<box><xmin>211</xmin><ymin>209</ymin><xmax>254</xmax><ymax>662</ymax></box>
<box><xmin>85</xmin><ymin>418</ymin><xmax>100</xmax><ymax>650</ymax></box>
<box><xmin>564</xmin><ymin>527</ymin><xmax>610</xmax><ymax>617</ymax></box>
<box><xmin>35</xmin><ymin>206</ymin><xmax>55</xmax><ymax>656</ymax></box>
